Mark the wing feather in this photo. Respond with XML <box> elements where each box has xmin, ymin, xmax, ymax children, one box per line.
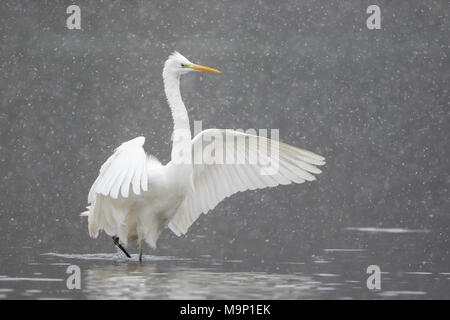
<box><xmin>168</xmin><ymin>129</ymin><xmax>325</xmax><ymax>235</ymax></box>
<box><xmin>88</xmin><ymin>136</ymin><xmax>149</xmax><ymax>202</ymax></box>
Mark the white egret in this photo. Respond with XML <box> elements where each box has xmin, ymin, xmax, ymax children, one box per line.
<box><xmin>81</xmin><ymin>51</ymin><xmax>325</xmax><ymax>261</ymax></box>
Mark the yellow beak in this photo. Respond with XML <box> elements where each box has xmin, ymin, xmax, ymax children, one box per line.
<box><xmin>191</xmin><ymin>64</ymin><xmax>221</xmax><ymax>74</ymax></box>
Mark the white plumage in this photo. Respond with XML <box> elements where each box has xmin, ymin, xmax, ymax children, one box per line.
<box><xmin>82</xmin><ymin>52</ymin><xmax>325</xmax><ymax>261</ymax></box>
<box><xmin>168</xmin><ymin>129</ymin><xmax>325</xmax><ymax>236</ymax></box>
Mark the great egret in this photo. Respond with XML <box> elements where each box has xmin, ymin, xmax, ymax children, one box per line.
<box><xmin>82</xmin><ymin>51</ymin><xmax>325</xmax><ymax>261</ymax></box>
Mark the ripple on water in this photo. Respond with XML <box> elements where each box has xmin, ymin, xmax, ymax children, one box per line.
<box><xmin>323</xmin><ymin>249</ymin><xmax>366</xmax><ymax>252</ymax></box>
<box><xmin>42</xmin><ymin>252</ymin><xmax>190</xmax><ymax>262</ymax></box>
<box><xmin>404</xmin><ymin>272</ymin><xmax>433</xmax><ymax>275</ymax></box>
<box><xmin>345</xmin><ymin>227</ymin><xmax>430</xmax><ymax>234</ymax></box>
<box><xmin>0</xmin><ymin>277</ymin><xmax>63</xmax><ymax>282</ymax></box>
<box><xmin>378</xmin><ymin>291</ymin><xmax>427</xmax><ymax>297</ymax></box>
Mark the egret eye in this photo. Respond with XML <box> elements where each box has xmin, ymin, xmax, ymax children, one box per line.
<box><xmin>181</xmin><ymin>63</ymin><xmax>187</xmax><ymax>68</ymax></box>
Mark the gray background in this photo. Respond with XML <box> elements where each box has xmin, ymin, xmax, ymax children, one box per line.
<box><xmin>0</xmin><ymin>0</ymin><xmax>449</xmax><ymax>270</ymax></box>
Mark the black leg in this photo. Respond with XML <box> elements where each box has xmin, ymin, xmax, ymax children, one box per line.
<box><xmin>138</xmin><ymin>239</ymin><xmax>143</xmax><ymax>263</ymax></box>
<box><xmin>112</xmin><ymin>236</ymin><xmax>131</xmax><ymax>258</ymax></box>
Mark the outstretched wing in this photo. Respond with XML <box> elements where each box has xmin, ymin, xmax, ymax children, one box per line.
<box><xmin>168</xmin><ymin>129</ymin><xmax>325</xmax><ymax>236</ymax></box>
<box><xmin>88</xmin><ymin>136</ymin><xmax>148</xmax><ymax>201</ymax></box>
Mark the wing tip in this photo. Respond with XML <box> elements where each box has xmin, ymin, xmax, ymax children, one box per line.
<box><xmin>80</xmin><ymin>210</ymin><xmax>90</xmax><ymax>217</ymax></box>
<box><xmin>118</xmin><ymin>136</ymin><xmax>146</xmax><ymax>150</ymax></box>
<box><xmin>168</xmin><ymin>222</ymin><xmax>184</xmax><ymax>237</ymax></box>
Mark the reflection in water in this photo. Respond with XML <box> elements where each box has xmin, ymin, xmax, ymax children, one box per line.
<box><xmin>85</xmin><ymin>264</ymin><xmax>317</xmax><ymax>299</ymax></box>
<box><xmin>2</xmin><ymin>232</ymin><xmax>450</xmax><ymax>300</ymax></box>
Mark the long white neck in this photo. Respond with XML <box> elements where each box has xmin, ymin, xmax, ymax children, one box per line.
<box><xmin>162</xmin><ymin>67</ymin><xmax>192</xmax><ymax>161</ymax></box>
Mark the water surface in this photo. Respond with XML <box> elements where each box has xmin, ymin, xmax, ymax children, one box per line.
<box><xmin>1</xmin><ymin>228</ymin><xmax>449</xmax><ymax>299</ymax></box>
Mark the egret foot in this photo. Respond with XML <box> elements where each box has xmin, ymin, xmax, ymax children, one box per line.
<box><xmin>112</xmin><ymin>236</ymin><xmax>131</xmax><ymax>258</ymax></box>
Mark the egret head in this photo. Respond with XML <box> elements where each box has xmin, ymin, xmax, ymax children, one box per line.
<box><xmin>164</xmin><ymin>51</ymin><xmax>221</xmax><ymax>77</ymax></box>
